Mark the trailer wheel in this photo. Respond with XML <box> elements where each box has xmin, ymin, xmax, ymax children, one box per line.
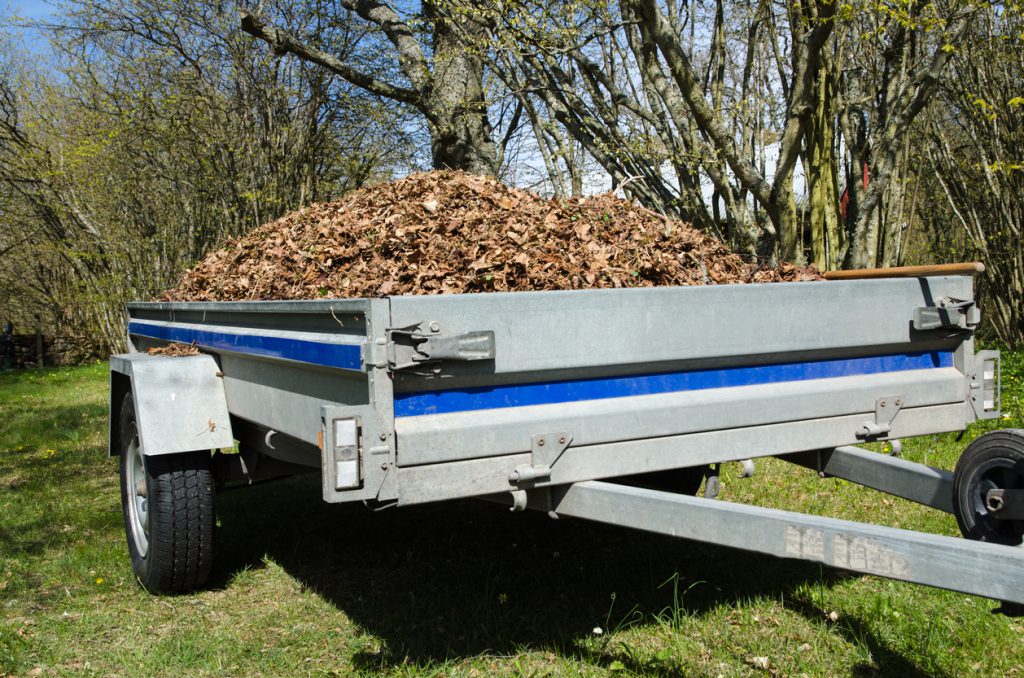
<box><xmin>953</xmin><ymin>429</ymin><xmax>1024</xmax><ymax>546</ymax></box>
<box><xmin>616</xmin><ymin>466</ymin><xmax>707</xmax><ymax>495</ymax></box>
<box><xmin>118</xmin><ymin>393</ymin><xmax>216</xmax><ymax>593</ymax></box>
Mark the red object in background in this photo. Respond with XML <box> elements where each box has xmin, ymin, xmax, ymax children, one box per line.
<box><xmin>840</xmin><ymin>162</ymin><xmax>870</xmax><ymax>219</ymax></box>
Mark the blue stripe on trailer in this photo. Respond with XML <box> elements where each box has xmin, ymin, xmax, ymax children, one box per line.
<box><xmin>128</xmin><ymin>320</ymin><xmax>363</xmax><ymax>371</ymax></box>
<box><xmin>394</xmin><ymin>351</ymin><xmax>954</xmax><ymax>417</ymax></box>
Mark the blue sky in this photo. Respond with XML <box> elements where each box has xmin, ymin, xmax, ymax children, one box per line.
<box><xmin>9</xmin><ymin>0</ymin><xmax>53</xmax><ymax>20</ymax></box>
<box><xmin>4</xmin><ymin>1</ymin><xmax>57</xmax><ymax>55</ymax></box>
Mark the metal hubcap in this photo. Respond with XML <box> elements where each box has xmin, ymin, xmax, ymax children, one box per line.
<box><xmin>125</xmin><ymin>430</ymin><xmax>149</xmax><ymax>557</ymax></box>
<box><xmin>970</xmin><ymin>458</ymin><xmax>1024</xmax><ymax>544</ymax></box>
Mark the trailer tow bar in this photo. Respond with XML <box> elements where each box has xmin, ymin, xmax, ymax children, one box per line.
<box><xmin>534</xmin><ymin>481</ymin><xmax>1024</xmax><ymax>610</ymax></box>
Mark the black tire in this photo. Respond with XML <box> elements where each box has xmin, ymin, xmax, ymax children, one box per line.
<box><xmin>615</xmin><ymin>466</ymin><xmax>707</xmax><ymax>495</ymax></box>
<box><xmin>118</xmin><ymin>393</ymin><xmax>215</xmax><ymax>593</ymax></box>
<box><xmin>953</xmin><ymin>429</ymin><xmax>1024</xmax><ymax>546</ymax></box>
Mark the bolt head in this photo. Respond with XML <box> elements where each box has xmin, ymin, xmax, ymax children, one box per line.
<box><xmin>380</xmin><ymin>462</ymin><xmax>389</xmax><ymax>471</ymax></box>
<box><xmin>429</xmin><ymin>321</ymin><xmax>440</xmax><ymax>332</ymax></box>
<box><xmin>538</xmin><ymin>438</ymin><xmax>546</xmax><ymax>446</ymax></box>
<box><xmin>379</xmin><ymin>432</ymin><xmax>387</xmax><ymax>440</ymax></box>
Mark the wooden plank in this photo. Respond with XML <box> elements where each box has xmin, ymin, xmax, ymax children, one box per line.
<box><xmin>823</xmin><ymin>262</ymin><xmax>985</xmax><ymax>280</ymax></box>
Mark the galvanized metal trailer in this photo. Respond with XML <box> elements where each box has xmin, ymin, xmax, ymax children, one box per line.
<box><xmin>109</xmin><ymin>274</ymin><xmax>1024</xmax><ymax>610</ymax></box>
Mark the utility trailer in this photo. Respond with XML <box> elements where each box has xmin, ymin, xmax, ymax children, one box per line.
<box><xmin>109</xmin><ymin>272</ymin><xmax>1024</xmax><ymax>611</ymax></box>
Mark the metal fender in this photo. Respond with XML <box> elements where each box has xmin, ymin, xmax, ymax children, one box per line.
<box><xmin>109</xmin><ymin>353</ymin><xmax>234</xmax><ymax>456</ymax></box>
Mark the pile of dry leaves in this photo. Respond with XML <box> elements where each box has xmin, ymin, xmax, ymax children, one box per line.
<box><xmin>166</xmin><ymin>171</ymin><xmax>820</xmax><ymax>301</ymax></box>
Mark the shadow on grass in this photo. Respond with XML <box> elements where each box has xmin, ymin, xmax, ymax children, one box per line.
<box><xmin>213</xmin><ymin>475</ymin><xmax>944</xmax><ymax>676</ymax></box>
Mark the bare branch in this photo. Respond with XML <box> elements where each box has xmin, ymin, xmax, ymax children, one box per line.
<box><xmin>239</xmin><ymin>9</ymin><xmax>422</xmax><ymax>108</ymax></box>
<box><xmin>853</xmin><ymin>14</ymin><xmax>972</xmax><ymax>245</ymax></box>
<box><xmin>772</xmin><ymin>0</ymin><xmax>836</xmax><ymax>201</ymax></box>
<box><xmin>628</xmin><ymin>0</ymin><xmax>772</xmax><ymax>208</ymax></box>
<box><xmin>338</xmin><ymin>0</ymin><xmax>432</xmax><ymax>92</ymax></box>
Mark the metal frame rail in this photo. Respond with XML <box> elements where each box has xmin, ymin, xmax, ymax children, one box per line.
<box><xmin>534</xmin><ymin>480</ymin><xmax>1024</xmax><ymax>606</ymax></box>
<box><xmin>781</xmin><ymin>446</ymin><xmax>954</xmax><ymax>513</ymax></box>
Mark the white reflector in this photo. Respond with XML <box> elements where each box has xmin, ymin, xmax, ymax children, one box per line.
<box><xmin>332</xmin><ymin>418</ymin><xmax>360</xmax><ymax>489</ymax></box>
<box><xmin>334</xmin><ymin>419</ymin><xmax>358</xmax><ymax>448</ymax></box>
<box><xmin>335</xmin><ymin>460</ymin><xmax>360</xmax><ymax>490</ymax></box>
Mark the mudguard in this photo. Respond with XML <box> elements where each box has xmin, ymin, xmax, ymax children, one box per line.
<box><xmin>109</xmin><ymin>353</ymin><xmax>234</xmax><ymax>456</ymax></box>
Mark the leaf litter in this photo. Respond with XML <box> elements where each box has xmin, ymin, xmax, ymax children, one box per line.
<box><xmin>146</xmin><ymin>341</ymin><xmax>200</xmax><ymax>357</ymax></box>
<box><xmin>166</xmin><ymin>170</ymin><xmax>820</xmax><ymax>301</ymax></box>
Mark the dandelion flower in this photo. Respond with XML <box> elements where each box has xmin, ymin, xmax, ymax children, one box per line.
<box><xmin>592</xmin><ymin>627</ymin><xmax>603</xmax><ymax>636</ymax></box>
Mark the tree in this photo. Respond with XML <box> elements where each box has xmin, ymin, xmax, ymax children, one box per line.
<box><xmin>478</xmin><ymin>0</ymin><xmax>975</xmax><ymax>267</ymax></box>
<box><xmin>240</xmin><ymin>1</ymin><xmax>498</xmax><ymax>175</ymax></box>
<box><xmin>0</xmin><ymin>0</ymin><xmax>411</xmax><ymax>353</ymax></box>
<box><xmin>921</xmin><ymin>3</ymin><xmax>1024</xmax><ymax>348</ymax></box>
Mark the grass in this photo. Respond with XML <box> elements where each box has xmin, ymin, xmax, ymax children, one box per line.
<box><xmin>2</xmin><ymin>355</ymin><xmax>1024</xmax><ymax>677</ymax></box>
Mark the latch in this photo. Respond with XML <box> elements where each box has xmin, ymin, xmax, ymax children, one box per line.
<box><xmin>386</xmin><ymin>322</ymin><xmax>495</xmax><ymax>372</ymax></box>
<box><xmin>509</xmin><ymin>432</ymin><xmax>572</xmax><ymax>486</ymax></box>
<box><xmin>856</xmin><ymin>395</ymin><xmax>903</xmax><ymax>439</ymax></box>
<box><xmin>913</xmin><ymin>297</ymin><xmax>980</xmax><ymax>331</ymax></box>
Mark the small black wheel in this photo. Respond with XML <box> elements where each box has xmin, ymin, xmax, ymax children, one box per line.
<box><xmin>953</xmin><ymin>429</ymin><xmax>1024</xmax><ymax>546</ymax></box>
<box><xmin>615</xmin><ymin>466</ymin><xmax>708</xmax><ymax>495</ymax></box>
<box><xmin>119</xmin><ymin>393</ymin><xmax>216</xmax><ymax>593</ymax></box>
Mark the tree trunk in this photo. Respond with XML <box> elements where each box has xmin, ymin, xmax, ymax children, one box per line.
<box><xmin>773</xmin><ymin>187</ymin><xmax>800</xmax><ymax>264</ymax></box>
<box><xmin>241</xmin><ymin>3</ymin><xmax>498</xmax><ymax>177</ymax></box>
<box><xmin>426</xmin><ymin>3</ymin><xmax>496</xmax><ymax>175</ymax></box>
<box><xmin>806</xmin><ymin>65</ymin><xmax>841</xmax><ymax>270</ymax></box>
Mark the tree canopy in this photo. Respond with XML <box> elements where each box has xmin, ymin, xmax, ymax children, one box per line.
<box><xmin>0</xmin><ymin>0</ymin><xmax>1021</xmax><ymax>350</ymax></box>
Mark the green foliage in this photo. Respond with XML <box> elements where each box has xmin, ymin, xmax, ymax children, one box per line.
<box><xmin>915</xmin><ymin>1</ymin><xmax>1024</xmax><ymax>349</ymax></box>
<box><xmin>0</xmin><ymin>2</ymin><xmax>417</xmax><ymax>354</ymax></box>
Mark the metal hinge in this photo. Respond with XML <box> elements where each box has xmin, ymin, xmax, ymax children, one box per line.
<box><xmin>385</xmin><ymin>323</ymin><xmax>495</xmax><ymax>372</ymax></box>
<box><xmin>856</xmin><ymin>395</ymin><xmax>903</xmax><ymax>439</ymax></box>
<box><xmin>913</xmin><ymin>297</ymin><xmax>980</xmax><ymax>331</ymax></box>
<box><xmin>509</xmin><ymin>432</ymin><xmax>572</xmax><ymax>486</ymax></box>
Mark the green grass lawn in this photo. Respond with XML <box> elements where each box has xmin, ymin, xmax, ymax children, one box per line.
<box><xmin>2</xmin><ymin>356</ymin><xmax>1023</xmax><ymax>677</ymax></box>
